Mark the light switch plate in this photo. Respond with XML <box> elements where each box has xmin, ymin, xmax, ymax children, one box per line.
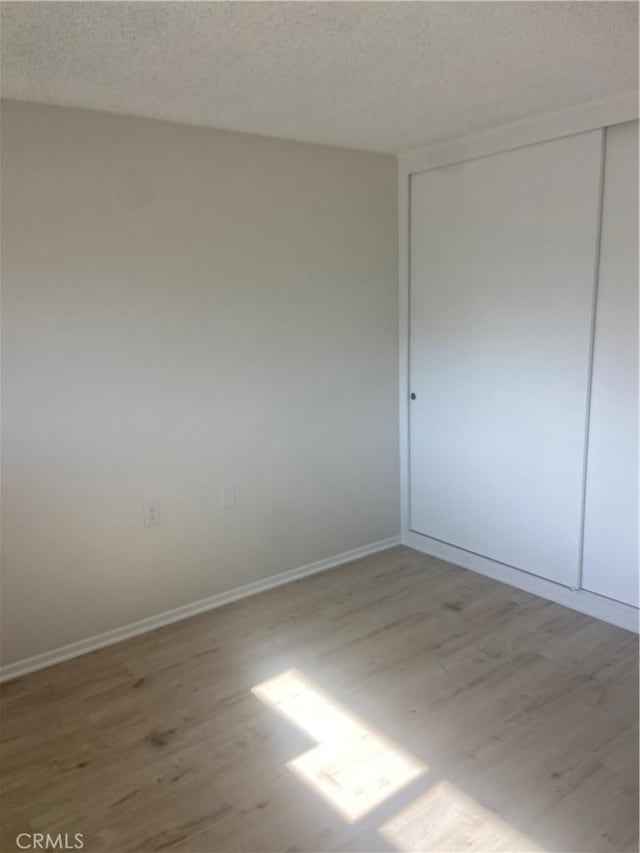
<box><xmin>221</xmin><ymin>485</ymin><xmax>236</xmax><ymax>511</ymax></box>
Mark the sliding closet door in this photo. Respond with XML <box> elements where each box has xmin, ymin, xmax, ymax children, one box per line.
<box><xmin>409</xmin><ymin>131</ymin><xmax>603</xmax><ymax>587</ymax></box>
<box><xmin>582</xmin><ymin>121</ymin><xmax>639</xmax><ymax>606</ymax></box>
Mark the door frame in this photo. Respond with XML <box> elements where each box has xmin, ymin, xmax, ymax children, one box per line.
<box><xmin>397</xmin><ymin>91</ymin><xmax>640</xmax><ymax>632</ymax></box>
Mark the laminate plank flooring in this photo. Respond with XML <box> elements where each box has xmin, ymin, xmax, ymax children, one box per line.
<box><xmin>1</xmin><ymin>546</ymin><xmax>638</xmax><ymax>852</ymax></box>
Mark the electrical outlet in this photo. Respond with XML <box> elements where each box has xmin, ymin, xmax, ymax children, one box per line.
<box><xmin>221</xmin><ymin>485</ymin><xmax>236</xmax><ymax>511</ymax></box>
<box><xmin>143</xmin><ymin>501</ymin><xmax>161</xmax><ymax>527</ymax></box>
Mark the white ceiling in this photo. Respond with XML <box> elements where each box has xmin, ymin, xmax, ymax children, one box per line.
<box><xmin>1</xmin><ymin>2</ymin><xmax>637</xmax><ymax>154</ymax></box>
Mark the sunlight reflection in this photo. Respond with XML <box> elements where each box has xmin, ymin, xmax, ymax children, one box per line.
<box><xmin>252</xmin><ymin>669</ymin><xmax>426</xmax><ymax>822</ymax></box>
<box><xmin>379</xmin><ymin>780</ymin><xmax>543</xmax><ymax>852</ymax></box>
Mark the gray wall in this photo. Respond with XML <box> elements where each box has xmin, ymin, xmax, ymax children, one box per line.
<box><xmin>1</xmin><ymin>100</ymin><xmax>399</xmax><ymax>665</ymax></box>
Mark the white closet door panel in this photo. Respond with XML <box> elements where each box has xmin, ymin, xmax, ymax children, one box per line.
<box><xmin>582</xmin><ymin>120</ymin><xmax>639</xmax><ymax>606</ymax></box>
<box><xmin>409</xmin><ymin>130</ymin><xmax>603</xmax><ymax>587</ymax></box>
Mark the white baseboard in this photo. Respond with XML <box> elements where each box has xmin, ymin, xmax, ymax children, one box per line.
<box><xmin>0</xmin><ymin>535</ymin><xmax>401</xmax><ymax>683</ymax></box>
<box><xmin>404</xmin><ymin>530</ymin><xmax>640</xmax><ymax>634</ymax></box>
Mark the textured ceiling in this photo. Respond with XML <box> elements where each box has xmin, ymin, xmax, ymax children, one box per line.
<box><xmin>1</xmin><ymin>2</ymin><xmax>638</xmax><ymax>154</ymax></box>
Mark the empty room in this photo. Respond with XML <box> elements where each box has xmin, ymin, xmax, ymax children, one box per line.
<box><xmin>1</xmin><ymin>2</ymin><xmax>638</xmax><ymax>851</ymax></box>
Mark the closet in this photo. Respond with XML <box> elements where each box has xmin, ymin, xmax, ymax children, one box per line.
<box><xmin>406</xmin><ymin>118</ymin><xmax>638</xmax><ymax>616</ymax></box>
<box><xmin>582</xmin><ymin>120</ymin><xmax>639</xmax><ymax>607</ymax></box>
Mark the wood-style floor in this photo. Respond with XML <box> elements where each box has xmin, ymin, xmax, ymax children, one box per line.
<box><xmin>1</xmin><ymin>546</ymin><xmax>638</xmax><ymax>853</ymax></box>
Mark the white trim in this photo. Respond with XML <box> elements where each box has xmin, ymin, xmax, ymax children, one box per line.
<box><xmin>399</xmin><ymin>92</ymin><xmax>638</xmax><ymax>176</ymax></box>
<box><xmin>404</xmin><ymin>530</ymin><xmax>639</xmax><ymax>634</ymax></box>
<box><xmin>0</xmin><ymin>536</ymin><xmax>401</xmax><ymax>683</ymax></box>
<box><xmin>398</xmin><ymin>158</ymin><xmax>411</xmax><ymax>549</ymax></box>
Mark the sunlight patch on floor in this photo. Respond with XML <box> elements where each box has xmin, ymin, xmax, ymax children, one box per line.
<box><xmin>252</xmin><ymin>669</ymin><xmax>426</xmax><ymax>822</ymax></box>
<box><xmin>378</xmin><ymin>779</ymin><xmax>543</xmax><ymax>852</ymax></box>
